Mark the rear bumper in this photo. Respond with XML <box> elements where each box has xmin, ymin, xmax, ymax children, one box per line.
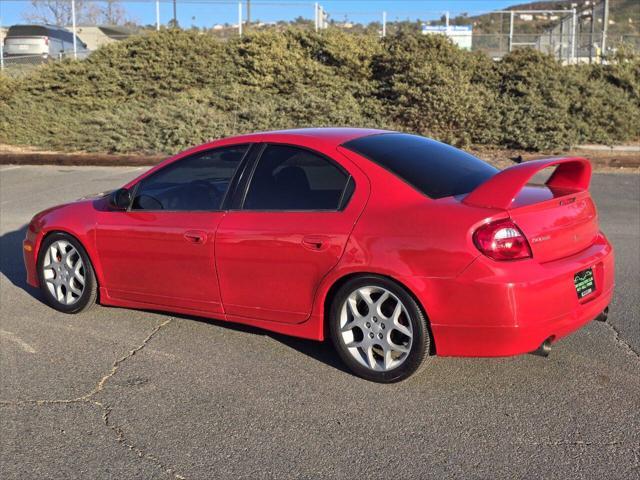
<box><xmin>424</xmin><ymin>233</ymin><xmax>614</xmax><ymax>357</ymax></box>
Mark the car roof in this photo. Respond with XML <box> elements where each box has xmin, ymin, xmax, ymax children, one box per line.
<box><xmin>207</xmin><ymin>128</ymin><xmax>391</xmax><ymax>149</ymax></box>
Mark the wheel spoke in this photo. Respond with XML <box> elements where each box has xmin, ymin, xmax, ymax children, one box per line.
<box><xmin>357</xmin><ymin>288</ymin><xmax>374</xmax><ymax>311</ymax></box>
<box><xmin>73</xmin><ymin>262</ymin><xmax>85</xmax><ymax>285</ymax></box>
<box><xmin>344</xmin><ymin>339</ymin><xmax>363</xmax><ymax>349</ymax></box>
<box><xmin>365</xmin><ymin>345</ymin><xmax>377</xmax><ymax>370</ymax></box>
<box><xmin>383</xmin><ymin>345</ymin><xmax>394</xmax><ymax>370</ymax></box>
<box><xmin>388</xmin><ymin>338</ymin><xmax>410</xmax><ymax>354</ymax></box>
<box><xmin>55</xmin><ymin>284</ymin><xmax>64</xmax><ymax>302</ymax></box>
<box><xmin>391</xmin><ymin>303</ymin><xmax>412</xmax><ymax>338</ymax></box>
<box><xmin>374</xmin><ymin>291</ymin><xmax>390</xmax><ymax>317</ymax></box>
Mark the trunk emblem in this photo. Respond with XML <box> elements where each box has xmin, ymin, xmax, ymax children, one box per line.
<box><xmin>531</xmin><ymin>235</ymin><xmax>551</xmax><ymax>244</ymax></box>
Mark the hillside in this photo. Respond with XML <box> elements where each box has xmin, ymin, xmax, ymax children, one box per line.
<box><xmin>446</xmin><ymin>0</ymin><xmax>639</xmax><ymax>36</ymax></box>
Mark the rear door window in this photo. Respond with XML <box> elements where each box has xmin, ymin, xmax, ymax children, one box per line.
<box><xmin>343</xmin><ymin>133</ymin><xmax>497</xmax><ymax>199</ymax></box>
<box><xmin>243</xmin><ymin>145</ymin><xmax>349</xmax><ymax>211</ymax></box>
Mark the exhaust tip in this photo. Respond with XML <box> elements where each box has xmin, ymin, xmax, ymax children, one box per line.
<box><xmin>531</xmin><ymin>338</ymin><xmax>553</xmax><ymax>357</ymax></box>
<box><xmin>595</xmin><ymin>306</ymin><xmax>609</xmax><ymax>322</ymax></box>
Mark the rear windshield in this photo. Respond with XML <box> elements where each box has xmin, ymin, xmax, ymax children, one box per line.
<box><xmin>7</xmin><ymin>26</ymin><xmax>76</xmax><ymax>43</ymax></box>
<box><xmin>343</xmin><ymin>133</ymin><xmax>498</xmax><ymax>199</ymax></box>
<box><xmin>7</xmin><ymin>26</ymin><xmax>49</xmax><ymax>37</ymax></box>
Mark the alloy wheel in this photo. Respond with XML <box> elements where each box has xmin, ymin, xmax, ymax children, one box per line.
<box><xmin>42</xmin><ymin>240</ymin><xmax>86</xmax><ymax>305</ymax></box>
<box><xmin>339</xmin><ymin>286</ymin><xmax>413</xmax><ymax>371</ymax></box>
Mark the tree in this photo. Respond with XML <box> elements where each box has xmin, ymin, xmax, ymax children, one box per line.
<box><xmin>100</xmin><ymin>0</ymin><xmax>127</xmax><ymax>25</ymax></box>
<box><xmin>23</xmin><ymin>0</ymin><xmax>128</xmax><ymax>26</ymax></box>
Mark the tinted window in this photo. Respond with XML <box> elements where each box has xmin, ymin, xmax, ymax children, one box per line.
<box><xmin>6</xmin><ymin>25</ymin><xmax>81</xmax><ymax>45</ymax></box>
<box><xmin>132</xmin><ymin>145</ymin><xmax>248</xmax><ymax>211</ymax></box>
<box><xmin>244</xmin><ymin>145</ymin><xmax>348</xmax><ymax>211</ymax></box>
<box><xmin>343</xmin><ymin>133</ymin><xmax>497</xmax><ymax>199</ymax></box>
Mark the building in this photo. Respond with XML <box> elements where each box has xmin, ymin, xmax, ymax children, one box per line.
<box><xmin>421</xmin><ymin>25</ymin><xmax>473</xmax><ymax>50</ymax></box>
<box><xmin>68</xmin><ymin>26</ymin><xmax>132</xmax><ymax>51</ymax></box>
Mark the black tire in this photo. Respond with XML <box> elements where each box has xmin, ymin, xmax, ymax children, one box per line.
<box><xmin>37</xmin><ymin>232</ymin><xmax>98</xmax><ymax>314</ymax></box>
<box><xmin>329</xmin><ymin>275</ymin><xmax>431</xmax><ymax>383</ymax></box>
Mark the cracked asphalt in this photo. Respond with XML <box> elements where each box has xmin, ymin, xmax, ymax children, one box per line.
<box><xmin>1</xmin><ymin>165</ymin><xmax>638</xmax><ymax>479</ymax></box>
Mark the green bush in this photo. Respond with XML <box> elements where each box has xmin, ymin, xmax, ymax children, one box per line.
<box><xmin>0</xmin><ymin>29</ymin><xmax>638</xmax><ymax>154</ymax></box>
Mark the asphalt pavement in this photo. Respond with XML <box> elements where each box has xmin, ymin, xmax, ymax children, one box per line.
<box><xmin>1</xmin><ymin>165</ymin><xmax>638</xmax><ymax>479</ymax></box>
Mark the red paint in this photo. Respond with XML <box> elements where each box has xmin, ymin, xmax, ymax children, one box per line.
<box><xmin>23</xmin><ymin>129</ymin><xmax>614</xmax><ymax>358</ymax></box>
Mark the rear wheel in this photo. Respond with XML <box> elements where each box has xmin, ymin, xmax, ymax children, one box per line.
<box><xmin>329</xmin><ymin>275</ymin><xmax>431</xmax><ymax>383</ymax></box>
<box><xmin>37</xmin><ymin>233</ymin><xmax>97</xmax><ymax>314</ymax></box>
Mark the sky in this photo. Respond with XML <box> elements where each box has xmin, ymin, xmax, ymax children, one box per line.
<box><xmin>0</xmin><ymin>0</ymin><xmax>522</xmax><ymax>28</ymax></box>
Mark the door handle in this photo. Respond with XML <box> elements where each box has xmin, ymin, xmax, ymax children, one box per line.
<box><xmin>302</xmin><ymin>235</ymin><xmax>330</xmax><ymax>251</ymax></box>
<box><xmin>184</xmin><ymin>230</ymin><xmax>207</xmax><ymax>244</ymax></box>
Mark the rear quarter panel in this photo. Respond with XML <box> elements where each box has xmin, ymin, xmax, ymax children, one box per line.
<box><xmin>310</xmin><ymin>148</ymin><xmax>506</xmax><ymax>330</ymax></box>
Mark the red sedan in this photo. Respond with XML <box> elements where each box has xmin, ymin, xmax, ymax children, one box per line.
<box><xmin>23</xmin><ymin>129</ymin><xmax>614</xmax><ymax>382</ymax></box>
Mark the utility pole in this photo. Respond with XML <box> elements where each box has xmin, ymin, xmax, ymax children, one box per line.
<box><xmin>314</xmin><ymin>2</ymin><xmax>318</xmax><ymax>32</ymax></box>
<box><xmin>71</xmin><ymin>0</ymin><xmax>77</xmax><ymax>59</ymax></box>
<box><xmin>0</xmin><ymin>15</ymin><xmax>4</xmax><ymax>72</ymax></box>
<box><xmin>238</xmin><ymin>2</ymin><xmax>243</xmax><ymax>36</ymax></box>
<box><xmin>156</xmin><ymin>0</ymin><xmax>160</xmax><ymax>31</ymax></box>
<box><xmin>247</xmin><ymin>0</ymin><xmax>251</xmax><ymax>25</ymax></box>
<box><xmin>173</xmin><ymin>0</ymin><xmax>177</xmax><ymax>28</ymax></box>
<box><xmin>571</xmin><ymin>7</ymin><xmax>577</xmax><ymax>64</ymax></box>
<box><xmin>601</xmin><ymin>0</ymin><xmax>609</xmax><ymax>61</ymax></box>
<box><xmin>508</xmin><ymin>10</ymin><xmax>514</xmax><ymax>52</ymax></box>
<box><xmin>382</xmin><ymin>11</ymin><xmax>386</xmax><ymax>38</ymax></box>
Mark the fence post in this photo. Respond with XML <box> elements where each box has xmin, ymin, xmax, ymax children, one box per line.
<box><xmin>571</xmin><ymin>8</ymin><xmax>577</xmax><ymax>64</ymax></box>
<box><xmin>0</xmin><ymin>15</ymin><xmax>4</xmax><ymax>72</ymax></box>
<box><xmin>156</xmin><ymin>0</ymin><xmax>160</xmax><ymax>31</ymax></box>
<box><xmin>601</xmin><ymin>0</ymin><xmax>609</xmax><ymax>62</ymax></box>
<box><xmin>382</xmin><ymin>11</ymin><xmax>386</xmax><ymax>38</ymax></box>
<box><xmin>238</xmin><ymin>2</ymin><xmax>243</xmax><ymax>36</ymax></box>
<box><xmin>71</xmin><ymin>0</ymin><xmax>77</xmax><ymax>59</ymax></box>
<box><xmin>589</xmin><ymin>3</ymin><xmax>595</xmax><ymax>64</ymax></box>
<box><xmin>508</xmin><ymin>11</ymin><xmax>514</xmax><ymax>52</ymax></box>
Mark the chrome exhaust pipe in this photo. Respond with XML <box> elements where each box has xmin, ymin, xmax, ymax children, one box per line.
<box><xmin>531</xmin><ymin>338</ymin><xmax>552</xmax><ymax>357</ymax></box>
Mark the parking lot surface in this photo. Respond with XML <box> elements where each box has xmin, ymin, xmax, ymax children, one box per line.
<box><xmin>1</xmin><ymin>165</ymin><xmax>638</xmax><ymax>479</ymax></box>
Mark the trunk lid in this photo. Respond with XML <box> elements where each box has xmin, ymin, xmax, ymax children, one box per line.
<box><xmin>463</xmin><ymin>157</ymin><xmax>599</xmax><ymax>263</ymax></box>
<box><xmin>509</xmin><ymin>186</ymin><xmax>598</xmax><ymax>262</ymax></box>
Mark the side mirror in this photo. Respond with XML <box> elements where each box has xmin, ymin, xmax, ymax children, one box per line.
<box><xmin>109</xmin><ymin>188</ymin><xmax>132</xmax><ymax>211</ymax></box>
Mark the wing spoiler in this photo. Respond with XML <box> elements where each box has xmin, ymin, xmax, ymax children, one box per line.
<box><xmin>462</xmin><ymin>157</ymin><xmax>592</xmax><ymax>210</ymax></box>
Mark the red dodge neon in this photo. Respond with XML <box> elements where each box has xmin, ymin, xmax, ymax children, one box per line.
<box><xmin>23</xmin><ymin>129</ymin><xmax>614</xmax><ymax>382</ymax></box>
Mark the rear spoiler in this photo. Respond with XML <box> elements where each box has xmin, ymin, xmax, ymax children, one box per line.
<box><xmin>463</xmin><ymin>157</ymin><xmax>591</xmax><ymax>210</ymax></box>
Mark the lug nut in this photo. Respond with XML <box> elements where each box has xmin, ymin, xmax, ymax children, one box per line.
<box><xmin>381</xmin><ymin>324</ymin><xmax>385</xmax><ymax>329</ymax></box>
<box><xmin>365</xmin><ymin>322</ymin><xmax>371</xmax><ymax>328</ymax></box>
<box><xmin>373</xmin><ymin>317</ymin><xmax>378</xmax><ymax>323</ymax></box>
<box><xmin>369</xmin><ymin>332</ymin><xmax>374</xmax><ymax>339</ymax></box>
<box><xmin>378</xmin><ymin>333</ymin><xmax>383</xmax><ymax>339</ymax></box>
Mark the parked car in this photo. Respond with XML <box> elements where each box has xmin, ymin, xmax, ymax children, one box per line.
<box><xmin>22</xmin><ymin>129</ymin><xmax>614</xmax><ymax>382</ymax></box>
<box><xmin>2</xmin><ymin>24</ymin><xmax>87</xmax><ymax>58</ymax></box>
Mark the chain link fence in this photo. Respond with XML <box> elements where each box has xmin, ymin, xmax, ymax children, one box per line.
<box><xmin>1</xmin><ymin>0</ymin><xmax>638</xmax><ymax>76</ymax></box>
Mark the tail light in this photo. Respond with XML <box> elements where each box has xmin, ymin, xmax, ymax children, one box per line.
<box><xmin>43</xmin><ymin>36</ymin><xmax>49</xmax><ymax>45</ymax></box>
<box><xmin>473</xmin><ymin>219</ymin><xmax>532</xmax><ymax>261</ymax></box>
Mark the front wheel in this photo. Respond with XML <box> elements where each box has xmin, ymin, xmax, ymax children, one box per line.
<box><xmin>37</xmin><ymin>233</ymin><xmax>98</xmax><ymax>314</ymax></box>
<box><xmin>329</xmin><ymin>275</ymin><xmax>431</xmax><ymax>383</ymax></box>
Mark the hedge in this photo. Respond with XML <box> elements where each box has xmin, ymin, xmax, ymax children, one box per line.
<box><xmin>0</xmin><ymin>29</ymin><xmax>638</xmax><ymax>154</ymax></box>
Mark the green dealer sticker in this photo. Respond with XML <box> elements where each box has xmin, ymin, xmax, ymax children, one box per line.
<box><xmin>574</xmin><ymin>268</ymin><xmax>595</xmax><ymax>299</ymax></box>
